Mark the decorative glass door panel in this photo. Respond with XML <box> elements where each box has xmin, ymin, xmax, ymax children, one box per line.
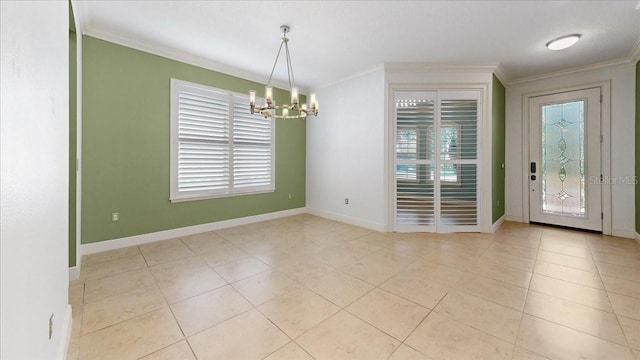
<box><xmin>541</xmin><ymin>101</ymin><xmax>585</xmax><ymax>216</ymax></box>
<box><xmin>529</xmin><ymin>88</ymin><xmax>601</xmax><ymax>231</ymax></box>
<box><xmin>394</xmin><ymin>90</ymin><xmax>480</xmax><ymax>232</ymax></box>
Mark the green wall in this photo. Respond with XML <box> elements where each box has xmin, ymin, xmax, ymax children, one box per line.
<box><xmin>492</xmin><ymin>74</ymin><xmax>506</xmax><ymax>223</ymax></box>
<box><xmin>81</xmin><ymin>36</ymin><xmax>305</xmax><ymax>244</ymax></box>
<box><xmin>68</xmin><ymin>4</ymin><xmax>76</xmax><ymax>267</ymax></box>
<box><xmin>635</xmin><ymin>61</ymin><xmax>640</xmax><ymax>233</ymax></box>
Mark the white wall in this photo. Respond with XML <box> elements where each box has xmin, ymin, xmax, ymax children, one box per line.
<box><xmin>505</xmin><ymin>62</ymin><xmax>636</xmax><ymax>238</ymax></box>
<box><xmin>306</xmin><ymin>68</ymin><xmax>387</xmax><ymax>230</ymax></box>
<box><xmin>1</xmin><ymin>1</ymin><xmax>71</xmax><ymax>359</ymax></box>
<box><xmin>307</xmin><ymin>65</ymin><xmax>497</xmax><ymax>232</ymax></box>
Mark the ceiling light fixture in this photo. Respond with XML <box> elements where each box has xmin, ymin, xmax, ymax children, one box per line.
<box><xmin>546</xmin><ymin>34</ymin><xmax>581</xmax><ymax>51</ymax></box>
<box><xmin>250</xmin><ymin>25</ymin><xmax>318</xmax><ymax>119</ymax></box>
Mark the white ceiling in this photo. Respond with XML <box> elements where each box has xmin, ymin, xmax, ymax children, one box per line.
<box><xmin>75</xmin><ymin>1</ymin><xmax>640</xmax><ymax>88</ymax></box>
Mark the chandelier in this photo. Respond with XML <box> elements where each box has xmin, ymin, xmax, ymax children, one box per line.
<box><xmin>249</xmin><ymin>25</ymin><xmax>318</xmax><ymax>119</ymax></box>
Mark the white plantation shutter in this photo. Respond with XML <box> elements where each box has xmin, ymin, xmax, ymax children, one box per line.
<box><xmin>170</xmin><ymin>79</ymin><xmax>274</xmax><ymax>201</ymax></box>
<box><xmin>232</xmin><ymin>98</ymin><xmax>274</xmax><ymax>190</ymax></box>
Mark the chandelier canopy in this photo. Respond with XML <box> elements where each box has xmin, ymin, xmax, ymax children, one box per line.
<box><xmin>250</xmin><ymin>25</ymin><xmax>318</xmax><ymax>119</ymax></box>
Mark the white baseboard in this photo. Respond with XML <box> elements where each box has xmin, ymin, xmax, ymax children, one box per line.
<box><xmin>635</xmin><ymin>232</ymin><xmax>640</xmax><ymax>243</ymax></box>
<box><xmin>505</xmin><ymin>215</ymin><xmax>524</xmax><ymax>223</ymax></box>
<box><xmin>611</xmin><ymin>228</ymin><xmax>636</xmax><ymax>240</ymax></box>
<box><xmin>305</xmin><ymin>207</ymin><xmax>387</xmax><ymax>232</ymax></box>
<box><xmin>80</xmin><ymin>207</ymin><xmax>306</xmax><ymax>256</ymax></box>
<box><xmin>68</xmin><ymin>266</ymin><xmax>79</xmax><ymax>281</ymax></box>
<box><xmin>491</xmin><ymin>215</ymin><xmax>505</xmax><ymax>233</ymax></box>
<box><xmin>57</xmin><ymin>304</ymin><xmax>72</xmax><ymax>360</ymax></box>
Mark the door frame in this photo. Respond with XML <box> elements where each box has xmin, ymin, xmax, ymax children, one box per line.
<box><xmin>521</xmin><ymin>81</ymin><xmax>611</xmax><ymax>235</ymax></box>
<box><xmin>387</xmin><ymin>83</ymin><xmax>489</xmax><ymax>233</ymax></box>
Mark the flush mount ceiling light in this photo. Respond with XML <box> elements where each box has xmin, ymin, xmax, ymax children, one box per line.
<box><xmin>546</xmin><ymin>34</ymin><xmax>582</xmax><ymax>51</ymax></box>
<box><xmin>250</xmin><ymin>25</ymin><xmax>318</xmax><ymax>119</ymax></box>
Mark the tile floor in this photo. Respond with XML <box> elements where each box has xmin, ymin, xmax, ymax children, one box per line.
<box><xmin>67</xmin><ymin>215</ymin><xmax>640</xmax><ymax>360</ymax></box>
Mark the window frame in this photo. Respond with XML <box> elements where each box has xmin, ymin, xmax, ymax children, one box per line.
<box><xmin>170</xmin><ymin>78</ymin><xmax>275</xmax><ymax>202</ymax></box>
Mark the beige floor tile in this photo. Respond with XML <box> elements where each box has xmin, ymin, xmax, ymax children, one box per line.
<box><xmin>83</xmin><ymin>267</ymin><xmax>156</xmax><ymax>304</ymax></box>
<box><xmin>516</xmin><ymin>314</ymin><xmax>634</xmax><ymax>360</ymax></box>
<box><xmin>529</xmin><ymin>274</ymin><xmax>612</xmax><ymax>312</ymax></box>
<box><xmin>200</xmin><ymin>245</ymin><xmax>250</xmax><ymax>267</ymax></box>
<box><xmin>406</xmin><ymin>312</ymin><xmax>513</xmax><ymax>360</ymax></box>
<box><xmin>305</xmin><ymin>271</ymin><xmax>373</xmax><ymax>307</ymax></box>
<box><xmin>139</xmin><ymin>340</ymin><xmax>195</xmax><ymax>360</ymax></box>
<box><xmin>609</xmin><ymin>293</ymin><xmax>640</xmax><ymax>320</ymax></box>
<box><xmin>66</xmin><ymin>335</ymin><xmax>80</xmax><ymax>360</ymax></box>
<box><xmin>140</xmin><ymin>243</ymin><xmax>196</xmax><ymax>266</ymax></box>
<box><xmin>275</xmin><ymin>259</ymin><xmax>334</xmax><ymax>284</ymax></box>
<box><xmin>346</xmin><ymin>288</ymin><xmax>429</xmax><ymax>341</ymax></box>
<box><xmin>484</xmin><ymin>242</ymin><xmax>538</xmax><ymax>260</ymax></box>
<box><xmin>263</xmin><ymin>342</ymin><xmax>313</xmax><ymax>360</ymax></box>
<box><xmin>232</xmin><ymin>270</ymin><xmax>303</xmax><ymax>306</ymax></box>
<box><xmin>634</xmin><ymin>348</ymin><xmax>640</xmax><ymax>359</ymax></box>
<box><xmin>83</xmin><ymin>254</ymin><xmax>147</xmax><ymax>280</ymax></box>
<box><xmin>466</xmin><ymin>260</ymin><xmax>532</xmax><ymax>288</ymax></box>
<box><xmin>187</xmin><ymin>309</ymin><xmax>289</xmax><ymax>360</ymax></box>
<box><xmin>380</xmin><ymin>271</ymin><xmax>449</xmax><ymax>309</ymax></box>
<box><xmin>339</xmin><ymin>253</ymin><xmax>409</xmax><ymax>286</ymax></box>
<box><xmin>81</xmin><ymin>286</ymin><xmax>166</xmax><ymax>334</ymax></box>
<box><xmin>314</xmin><ymin>245</ymin><xmax>369</xmax><ymax>268</ymax></box>
<box><xmin>83</xmin><ymin>246</ymin><xmax>141</xmax><ymax>266</ymax></box>
<box><xmin>139</xmin><ymin>238</ymin><xmax>183</xmax><ymax>252</ymax></box>
<box><xmin>405</xmin><ymin>261</ymin><xmax>466</xmax><ymax>286</ymax></box>
<box><xmin>213</xmin><ymin>256</ymin><xmax>271</xmax><ymax>283</ymax></box>
<box><xmin>434</xmin><ymin>290</ymin><xmax>522</xmax><ymax>343</ymax></box>
<box><xmin>479</xmin><ymin>251</ymin><xmax>537</xmax><ymax>272</ymax></box>
<box><xmin>258</xmin><ymin>288</ymin><xmax>340</xmax><ymax>338</ymax></box>
<box><xmin>421</xmin><ymin>249</ymin><xmax>479</xmax><ymax>270</ymax></box>
<box><xmin>534</xmin><ymin>261</ymin><xmax>604</xmax><ymax>289</ymax></box>
<box><xmin>297</xmin><ymin>311</ymin><xmax>400</xmax><ymax>360</ymax></box>
<box><xmin>69</xmin><ymin>280</ymin><xmax>84</xmax><ymax>307</ymax></box>
<box><xmin>511</xmin><ymin>347</ymin><xmax>550</xmax><ymax>360</ymax></box>
<box><xmin>602</xmin><ymin>275</ymin><xmax>640</xmax><ymax>298</ymax></box>
<box><xmin>156</xmin><ymin>266</ymin><xmax>227</xmax><ymax>304</ymax></box>
<box><xmin>619</xmin><ymin>316</ymin><xmax>640</xmax><ymax>350</ymax></box>
<box><xmin>536</xmin><ymin>250</ymin><xmax>597</xmax><ymax>272</ymax></box>
<box><xmin>387</xmin><ymin>344</ymin><xmax>430</xmax><ymax>360</ymax></box>
<box><xmin>78</xmin><ymin>307</ymin><xmax>183</xmax><ymax>360</ymax></box>
<box><xmin>149</xmin><ymin>256</ymin><xmax>209</xmax><ymax>280</ymax></box>
<box><xmin>597</xmin><ymin>262</ymin><xmax>640</xmax><ymax>282</ymax></box>
<box><xmin>171</xmin><ymin>285</ymin><xmax>252</xmax><ymax>336</ymax></box>
<box><xmin>180</xmin><ymin>231</ymin><xmax>230</xmax><ymax>254</ymax></box>
<box><xmin>591</xmin><ymin>250</ymin><xmax>640</xmax><ymax>268</ymax></box>
<box><xmin>523</xmin><ymin>291</ymin><xmax>627</xmax><ymax>345</ymax></box>
<box><xmin>455</xmin><ymin>273</ymin><xmax>528</xmax><ymax>311</ymax></box>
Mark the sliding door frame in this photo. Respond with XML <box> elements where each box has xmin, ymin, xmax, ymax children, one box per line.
<box><xmin>387</xmin><ymin>83</ymin><xmax>490</xmax><ymax>233</ymax></box>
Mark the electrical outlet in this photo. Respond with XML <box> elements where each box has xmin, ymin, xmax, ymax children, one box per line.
<box><xmin>497</xmin><ymin>201</ymin><xmax>500</xmax><ymax>207</ymax></box>
<box><xmin>111</xmin><ymin>212</ymin><xmax>119</xmax><ymax>222</ymax></box>
<box><xmin>288</xmin><ymin>193</ymin><xmax>292</xmax><ymax>199</ymax></box>
<box><xmin>49</xmin><ymin>313</ymin><xmax>54</xmax><ymax>340</ymax></box>
<box><xmin>344</xmin><ymin>198</ymin><xmax>349</xmax><ymax>205</ymax></box>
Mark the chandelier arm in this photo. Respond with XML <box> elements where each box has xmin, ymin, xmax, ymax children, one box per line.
<box><xmin>284</xmin><ymin>41</ymin><xmax>296</xmax><ymax>98</ymax></box>
<box><xmin>266</xmin><ymin>40</ymin><xmax>285</xmax><ymax>88</ymax></box>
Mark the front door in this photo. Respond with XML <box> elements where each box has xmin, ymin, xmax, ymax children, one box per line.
<box><xmin>529</xmin><ymin>88</ymin><xmax>602</xmax><ymax>231</ymax></box>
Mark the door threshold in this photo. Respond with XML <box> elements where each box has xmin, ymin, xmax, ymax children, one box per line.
<box><xmin>529</xmin><ymin>221</ymin><xmax>602</xmax><ymax>234</ymax></box>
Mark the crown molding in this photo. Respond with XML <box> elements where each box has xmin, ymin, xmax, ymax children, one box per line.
<box><xmin>70</xmin><ymin>0</ymin><xmax>82</xmax><ymax>35</ymax></box>
<box><xmin>312</xmin><ymin>63</ymin><xmax>385</xmax><ymax>91</ymax></box>
<box><xmin>508</xmin><ymin>57</ymin><xmax>635</xmax><ymax>86</ymax></box>
<box><xmin>81</xmin><ymin>27</ymin><xmax>303</xmax><ymax>93</ymax></box>
<box><xmin>383</xmin><ymin>62</ymin><xmax>501</xmax><ymax>74</ymax></box>
<box><xmin>492</xmin><ymin>63</ymin><xmax>508</xmax><ymax>85</ymax></box>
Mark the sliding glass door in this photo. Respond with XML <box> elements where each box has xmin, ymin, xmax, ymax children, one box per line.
<box><xmin>394</xmin><ymin>89</ymin><xmax>480</xmax><ymax>232</ymax></box>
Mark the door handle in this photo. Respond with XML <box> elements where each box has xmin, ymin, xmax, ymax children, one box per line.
<box><xmin>530</xmin><ymin>162</ymin><xmax>536</xmax><ymax>173</ymax></box>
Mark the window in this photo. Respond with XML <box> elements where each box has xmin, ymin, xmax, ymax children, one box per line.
<box><xmin>396</xmin><ymin>128</ymin><xmax>418</xmax><ymax>181</ymax></box>
<box><xmin>428</xmin><ymin>125</ymin><xmax>461</xmax><ymax>184</ymax></box>
<box><xmin>170</xmin><ymin>79</ymin><xmax>274</xmax><ymax>202</ymax></box>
